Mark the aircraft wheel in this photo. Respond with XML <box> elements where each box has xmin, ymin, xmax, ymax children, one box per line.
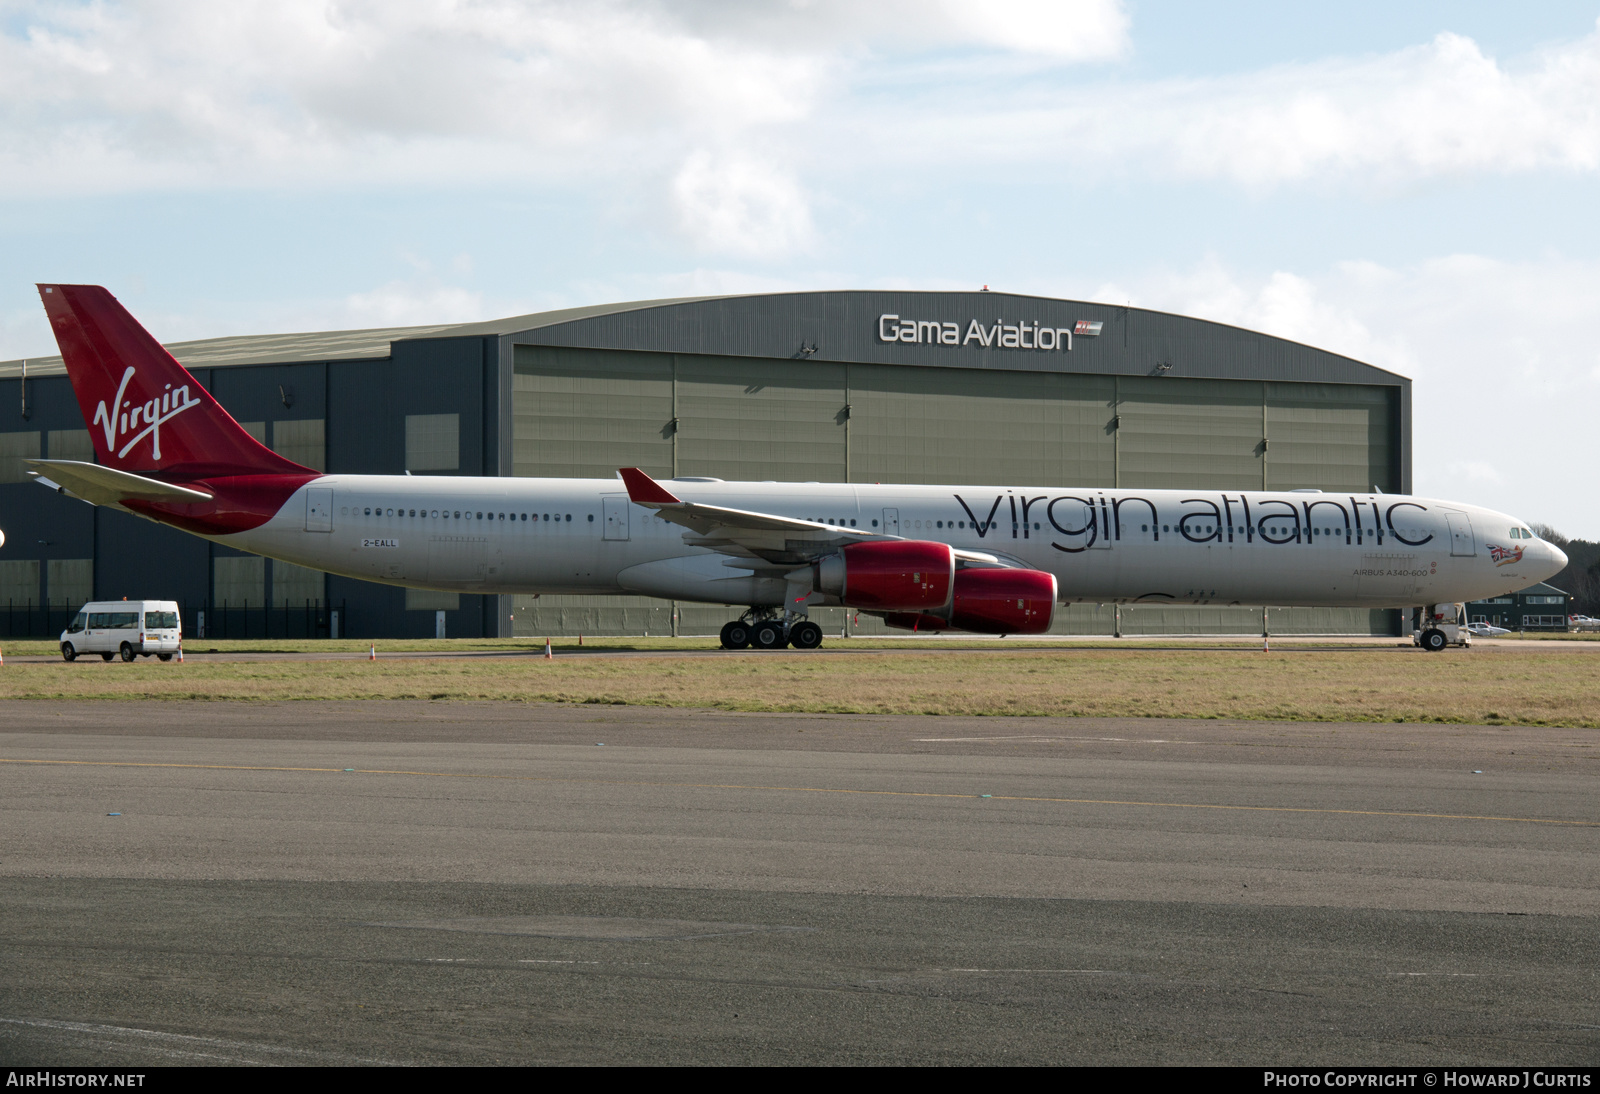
<box><xmin>789</xmin><ymin>621</ymin><xmax>823</xmax><ymax>649</ymax></box>
<box><xmin>751</xmin><ymin>621</ymin><xmax>787</xmax><ymax>649</ymax></box>
<box><xmin>61</xmin><ymin>643</ymin><xmax>77</xmax><ymax>662</ymax></box>
<box><xmin>1420</xmin><ymin>628</ymin><xmax>1448</xmax><ymax>652</ymax></box>
<box><xmin>720</xmin><ymin>621</ymin><xmax>751</xmax><ymax>650</ymax></box>
<box><xmin>119</xmin><ymin>643</ymin><xmax>136</xmax><ymax>662</ymax></box>
<box><xmin>100</xmin><ymin>652</ymin><xmax>114</xmax><ymax>662</ymax></box>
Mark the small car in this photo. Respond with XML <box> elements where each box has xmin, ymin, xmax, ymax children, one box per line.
<box><xmin>1465</xmin><ymin>621</ymin><xmax>1511</xmax><ymax>637</ymax></box>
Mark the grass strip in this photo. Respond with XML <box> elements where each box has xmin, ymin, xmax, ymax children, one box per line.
<box><xmin>2</xmin><ymin>646</ymin><xmax>1597</xmax><ymax>726</ymax></box>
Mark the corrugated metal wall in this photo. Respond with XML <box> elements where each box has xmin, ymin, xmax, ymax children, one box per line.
<box><xmin>1264</xmin><ymin>382</ymin><xmax>1393</xmax><ymax>492</ymax></box>
<box><xmin>849</xmin><ymin>365</ymin><xmax>1115</xmax><ymax>487</ymax></box>
<box><xmin>508</xmin><ymin>346</ymin><xmax>1401</xmax><ymax>637</ymax></box>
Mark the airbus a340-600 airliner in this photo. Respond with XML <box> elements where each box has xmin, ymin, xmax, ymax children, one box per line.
<box><xmin>26</xmin><ymin>284</ymin><xmax>1567</xmax><ymax>652</ymax></box>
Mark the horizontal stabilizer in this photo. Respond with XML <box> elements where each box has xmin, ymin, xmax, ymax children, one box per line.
<box><xmin>26</xmin><ymin>459</ymin><xmax>214</xmax><ymax>507</ymax></box>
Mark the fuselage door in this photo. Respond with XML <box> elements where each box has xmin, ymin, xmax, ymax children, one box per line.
<box><xmin>603</xmin><ymin>496</ymin><xmax>630</xmax><ymax>541</ymax></box>
<box><xmin>882</xmin><ymin>508</ymin><xmax>899</xmax><ymax>536</ymax></box>
<box><xmin>1088</xmin><ymin>503</ymin><xmax>1110</xmax><ymax>549</ymax></box>
<box><xmin>1445</xmin><ymin>512</ymin><xmax>1476</xmax><ymax>557</ymax></box>
<box><xmin>305</xmin><ymin>488</ymin><xmax>333</xmax><ymax>532</ymax></box>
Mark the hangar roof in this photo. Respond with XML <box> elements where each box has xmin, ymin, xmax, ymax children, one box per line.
<box><xmin>0</xmin><ymin>296</ymin><xmax>709</xmax><ymax>379</ymax></box>
<box><xmin>0</xmin><ymin>291</ymin><xmax>1406</xmax><ymax>388</ymax></box>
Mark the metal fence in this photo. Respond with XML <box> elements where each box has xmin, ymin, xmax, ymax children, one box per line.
<box><xmin>0</xmin><ymin>603</ymin><xmax>78</xmax><ymax>640</ymax></box>
<box><xmin>0</xmin><ymin>600</ymin><xmax>346</xmax><ymax>641</ymax></box>
<box><xmin>190</xmin><ymin>600</ymin><xmax>346</xmax><ymax>641</ymax></box>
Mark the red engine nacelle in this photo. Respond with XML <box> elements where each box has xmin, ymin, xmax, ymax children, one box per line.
<box><xmin>881</xmin><ymin>612</ymin><xmax>952</xmax><ymax>631</ymax></box>
<box><xmin>815</xmin><ymin>540</ymin><xmax>954</xmax><ymax>611</ymax></box>
<box><xmin>949</xmin><ymin>567</ymin><xmax>1057</xmax><ymax>633</ymax></box>
<box><xmin>881</xmin><ymin>568</ymin><xmax>1057</xmax><ymax>634</ymax></box>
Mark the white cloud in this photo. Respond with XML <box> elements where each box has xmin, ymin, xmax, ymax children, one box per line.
<box><xmin>0</xmin><ymin>0</ymin><xmax>1126</xmax><ymax>190</ymax></box>
<box><xmin>1448</xmin><ymin>460</ymin><xmax>1507</xmax><ymax>487</ymax></box>
<box><xmin>1158</xmin><ymin>30</ymin><xmax>1600</xmax><ymax>185</ymax></box>
<box><xmin>0</xmin><ymin>0</ymin><xmax>1118</xmax><ymax>255</ymax></box>
<box><xmin>0</xmin><ymin>0</ymin><xmax>830</xmax><ymax>195</ymax></box>
<box><xmin>880</xmin><ymin>0</ymin><xmax>1130</xmax><ymax>61</ymax></box>
<box><xmin>652</xmin><ymin>1</ymin><xmax>1129</xmax><ymax>60</ymax></box>
<box><xmin>341</xmin><ymin>279</ymin><xmax>488</xmax><ymax>327</ymax></box>
<box><xmin>3</xmin><ymin>2</ymin><xmax>1597</xmax><ymax>236</ymax></box>
<box><xmin>836</xmin><ymin>23</ymin><xmax>1600</xmax><ymax>190</ymax></box>
<box><xmin>671</xmin><ymin>150</ymin><xmax>814</xmax><ymax>256</ymax></box>
<box><xmin>642</xmin><ymin>266</ymin><xmax>815</xmax><ymax>297</ymax></box>
<box><xmin>1074</xmin><ymin>255</ymin><xmax>1600</xmax><ymax>537</ymax></box>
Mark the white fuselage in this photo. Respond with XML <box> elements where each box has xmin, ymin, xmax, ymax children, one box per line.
<box><xmin>208</xmin><ymin>476</ymin><xmax>1564</xmax><ymax>611</ymax></box>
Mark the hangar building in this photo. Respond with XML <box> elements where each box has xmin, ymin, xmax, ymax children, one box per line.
<box><xmin>0</xmin><ymin>290</ymin><xmax>1410</xmax><ymax>639</ymax></box>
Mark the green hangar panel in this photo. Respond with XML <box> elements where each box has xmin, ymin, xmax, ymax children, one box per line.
<box><xmin>493</xmin><ymin>290</ymin><xmax>1406</xmax><ymax>638</ymax></box>
<box><xmin>0</xmin><ymin>289</ymin><xmax>1409</xmax><ymax>639</ymax></box>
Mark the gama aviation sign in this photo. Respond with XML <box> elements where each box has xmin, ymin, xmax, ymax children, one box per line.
<box><xmin>878</xmin><ymin>314</ymin><xmax>1103</xmax><ymax>350</ymax></box>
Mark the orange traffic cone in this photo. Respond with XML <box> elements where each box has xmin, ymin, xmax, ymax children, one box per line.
<box><xmin>176</xmin><ymin>643</ymin><xmax>183</xmax><ymax>663</ymax></box>
<box><xmin>1</xmin><ymin>647</ymin><xmax>5</xmax><ymax>666</ymax></box>
<box><xmin>1263</xmin><ymin>636</ymin><xmax>1269</xmax><ymax>652</ymax></box>
<box><xmin>544</xmin><ymin>638</ymin><xmax>553</xmax><ymax>659</ymax></box>
<box><xmin>369</xmin><ymin>644</ymin><xmax>376</xmax><ymax>661</ymax></box>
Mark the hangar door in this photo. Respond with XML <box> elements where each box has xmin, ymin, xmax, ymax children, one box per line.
<box><xmin>512</xmin><ymin>347</ymin><xmax>673</xmax><ymax>480</ymax></box>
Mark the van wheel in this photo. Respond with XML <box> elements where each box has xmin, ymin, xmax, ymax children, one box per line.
<box><xmin>119</xmin><ymin>643</ymin><xmax>136</xmax><ymax>662</ymax></box>
<box><xmin>100</xmin><ymin>652</ymin><xmax>114</xmax><ymax>662</ymax></box>
<box><xmin>157</xmin><ymin>653</ymin><xmax>173</xmax><ymax>662</ymax></box>
<box><xmin>1420</xmin><ymin>628</ymin><xmax>1448</xmax><ymax>652</ymax></box>
<box><xmin>61</xmin><ymin>643</ymin><xmax>77</xmax><ymax>662</ymax></box>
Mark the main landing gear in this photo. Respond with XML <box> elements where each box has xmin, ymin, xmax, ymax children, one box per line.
<box><xmin>720</xmin><ymin>612</ymin><xmax>824</xmax><ymax>650</ymax></box>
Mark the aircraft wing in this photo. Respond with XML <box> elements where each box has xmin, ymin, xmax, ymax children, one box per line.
<box><xmin>619</xmin><ymin>468</ymin><xmax>890</xmax><ymax>565</ymax></box>
<box><xmin>26</xmin><ymin>459</ymin><xmax>215</xmax><ymax>508</ymax></box>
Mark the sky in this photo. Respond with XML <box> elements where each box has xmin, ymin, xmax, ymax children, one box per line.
<box><xmin>2</xmin><ymin>0</ymin><xmax>1598</xmax><ymax>536</ymax></box>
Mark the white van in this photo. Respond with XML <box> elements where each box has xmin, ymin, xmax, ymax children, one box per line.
<box><xmin>60</xmin><ymin>601</ymin><xmax>182</xmax><ymax>662</ymax></box>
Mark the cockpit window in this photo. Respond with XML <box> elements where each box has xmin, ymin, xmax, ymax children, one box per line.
<box><xmin>1523</xmin><ymin>527</ymin><xmax>1536</xmax><ymax>540</ymax></box>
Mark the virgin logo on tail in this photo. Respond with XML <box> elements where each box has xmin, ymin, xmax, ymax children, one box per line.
<box><xmin>92</xmin><ymin>365</ymin><xmax>204</xmax><ymax>462</ymax></box>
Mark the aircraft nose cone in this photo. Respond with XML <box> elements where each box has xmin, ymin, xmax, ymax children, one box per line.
<box><xmin>1546</xmin><ymin>541</ymin><xmax>1569</xmax><ymax>576</ymax></box>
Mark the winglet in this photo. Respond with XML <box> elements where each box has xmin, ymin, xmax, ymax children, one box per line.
<box><xmin>619</xmin><ymin>468</ymin><xmax>682</xmax><ymax>506</ymax></box>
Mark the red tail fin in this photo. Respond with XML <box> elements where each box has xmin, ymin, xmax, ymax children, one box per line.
<box><xmin>38</xmin><ymin>284</ymin><xmax>311</xmax><ymax>479</ymax></box>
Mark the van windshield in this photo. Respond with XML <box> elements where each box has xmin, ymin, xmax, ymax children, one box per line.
<box><xmin>67</xmin><ymin>612</ymin><xmax>87</xmax><ymax>634</ymax></box>
<box><xmin>146</xmin><ymin>611</ymin><xmax>179</xmax><ymax>630</ymax></box>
